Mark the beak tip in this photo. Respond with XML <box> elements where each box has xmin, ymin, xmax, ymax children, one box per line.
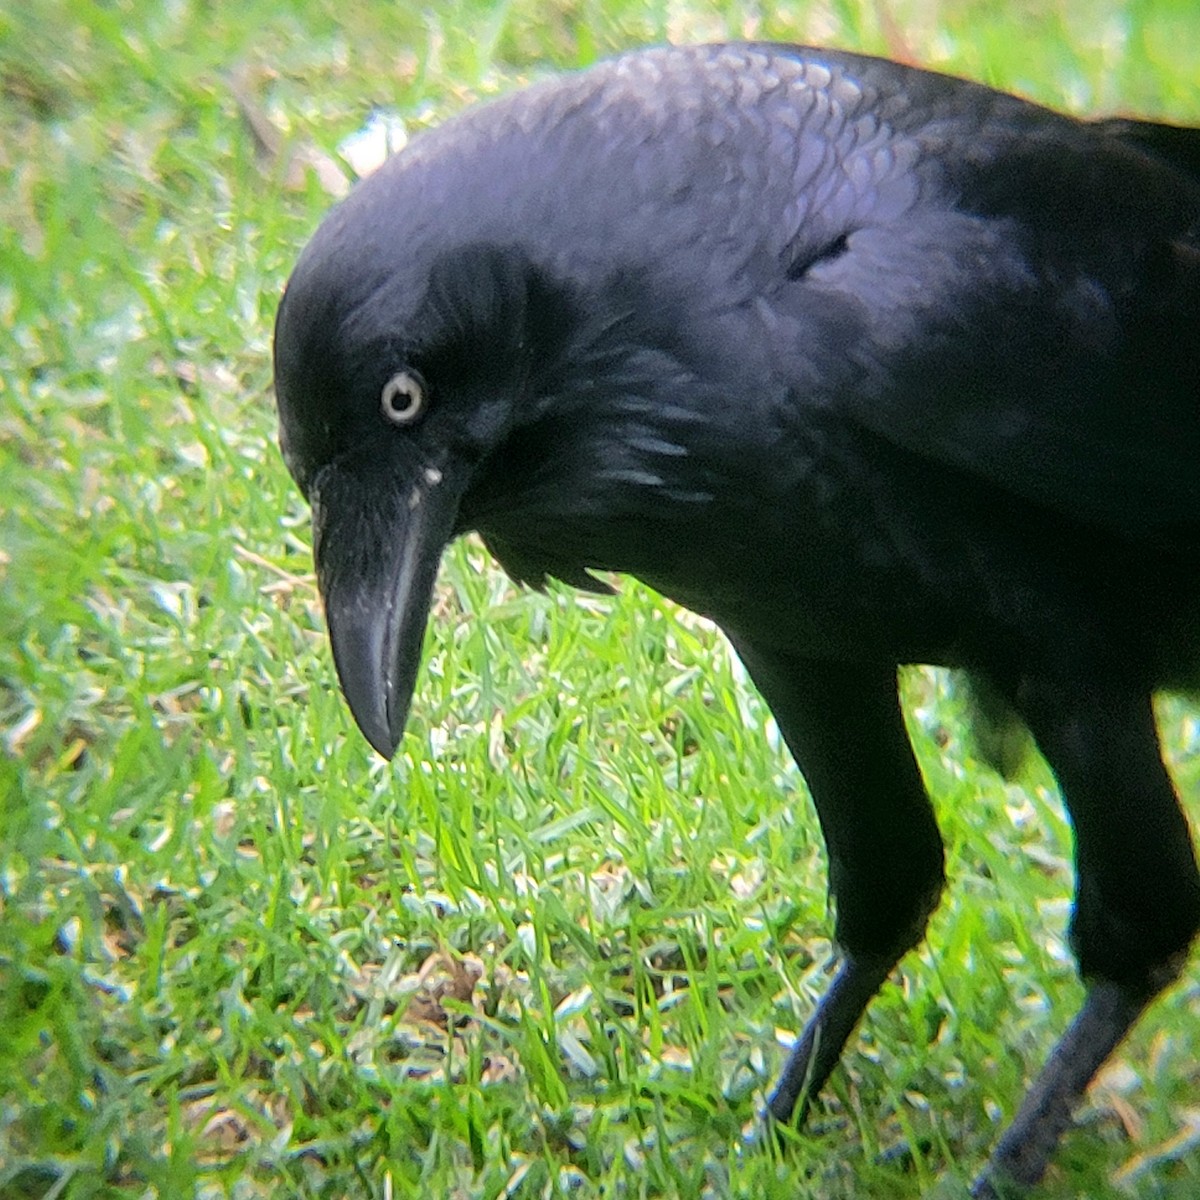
<box><xmin>364</xmin><ymin>724</ymin><xmax>401</xmax><ymax>761</ymax></box>
<box><xmin>345</xmin><ymin>691</ymin><xmax>405</xmax><ymax>761</ymax></box>
<box><xmin>374</xmin><ymin>739</ymin><xmax>400</xmax><ymax>761</ymax></box>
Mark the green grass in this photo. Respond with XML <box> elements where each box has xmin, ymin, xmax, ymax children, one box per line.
<box><xmin>2</xmin><ymin>0</ymin><xmax>1199</xmax><ymax>1196</ymax></box>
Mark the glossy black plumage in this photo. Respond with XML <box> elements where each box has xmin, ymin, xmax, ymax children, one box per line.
<box><xmin>273</xmin><ymin>44</ymin><xmax>1200</xmax><ymax>1195</ymax></box>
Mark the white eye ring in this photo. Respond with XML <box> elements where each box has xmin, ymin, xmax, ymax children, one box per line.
<box><xmin>380</xmin><ymin>370</ymin><xmax>427</xmax><ymax>425</ymax></box>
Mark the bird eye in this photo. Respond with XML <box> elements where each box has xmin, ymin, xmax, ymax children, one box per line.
<box><xmin>380</xmin><ymin>370</ymin><xmax>427</xmax><ymax>425</ymax></box>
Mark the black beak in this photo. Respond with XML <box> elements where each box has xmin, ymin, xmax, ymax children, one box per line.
<box><xmin>310</xmin><ymin>444</ymin><xmax>467</xmax><ymax>758</ymax></box>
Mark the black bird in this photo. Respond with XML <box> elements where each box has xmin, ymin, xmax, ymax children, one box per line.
<box><xmin>273</xmin><ymin>43</ymin><xmax>1200</xmax><ymax>1195</ymax></box>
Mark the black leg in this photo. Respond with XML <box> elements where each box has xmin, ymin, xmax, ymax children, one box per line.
<box><xmin>971</xmin><ymin>982</ymin><xmax>1150</xmax><ymax>1197</ymax></box>
<box><xmin>767</xmin><ymin>953</ymin><xmax>894</xmax><ymax>1123</ymax></box>
<box><xmin>972</xmin><ymin>676</ymin><xmax>1200</xmax><ymax>1196</ymax></box>
<box><xmin>729</xmin><ymin>642</ymin><xmax>945</xmax><ymax>1121</ymax></box>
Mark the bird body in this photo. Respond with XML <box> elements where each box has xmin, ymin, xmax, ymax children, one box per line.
<box><xmin>274</xmin><ymin>43</ymin><xmax>1200</xmax><ymax>1195</ymax></box>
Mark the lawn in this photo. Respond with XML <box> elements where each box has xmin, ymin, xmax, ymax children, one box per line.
<box><xmin>2</xmin><ymin>1</ymin><xmax>1199</xmax><ymax>1197</ymax></box>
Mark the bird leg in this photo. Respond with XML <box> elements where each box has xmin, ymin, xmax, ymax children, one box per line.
<box><xmin>970</xmin><ymin>981</ymin><xmax>1152</xmax><ymax>1198</ymax></box>
<box><xmin>768</xmin><ymin>953</ymin><xmax>894</xmax><ymax>1122</ymax></box>
<box><xmin>728</xmin><ymin>641</ymin><xmax>945</xmax><ymax>1125</ymax></box>
<box><xmin>970</xmin><ymin>673</ymin><xmax>1200</xmax><ymax>1195</ymax></box>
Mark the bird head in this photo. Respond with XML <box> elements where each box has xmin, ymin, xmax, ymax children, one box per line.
<box><xmin>274</xmin><ymin>200</ymin><xmax>582</xmax><ymax>757</ymax></box>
